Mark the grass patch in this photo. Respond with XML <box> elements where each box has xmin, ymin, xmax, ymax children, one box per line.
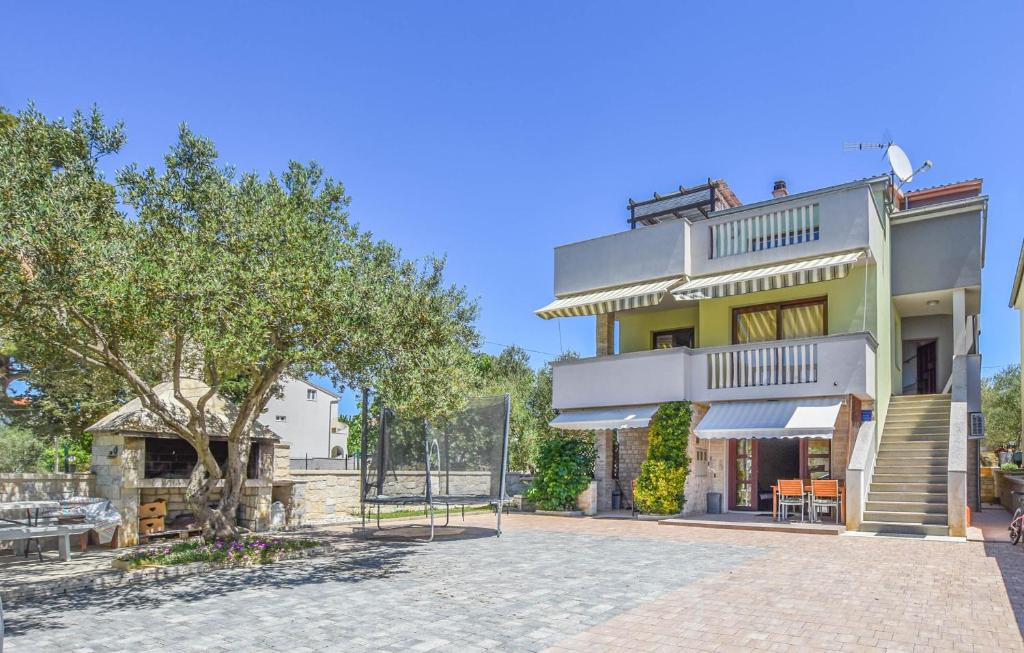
<box><xmin>115</xmin><ymin>535</ymin><xmax>321</xmax><ymax>569</ymax></box>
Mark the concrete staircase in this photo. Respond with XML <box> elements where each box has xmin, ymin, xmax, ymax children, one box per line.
<box><xmin>858</xmin><ymin>394</ymin><xmax>950</xmax><ymax>536</ymax></box>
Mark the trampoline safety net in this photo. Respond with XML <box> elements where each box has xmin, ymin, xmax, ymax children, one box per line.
<box><xmin>360</xmin><ymin>394</ymin><xmax>511</xmax><ymax>538</ymax></box>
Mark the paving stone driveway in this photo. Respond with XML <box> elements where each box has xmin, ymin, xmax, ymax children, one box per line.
<box><xmin>3</xmin><ymin>514</ymin><xmax>1024</xmax><ymax>652</ymax></box>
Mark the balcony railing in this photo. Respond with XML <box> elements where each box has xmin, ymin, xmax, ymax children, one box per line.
<box><xmin>706</xmin><ymin>341</ymin><xmax>818</xmax><ymax>389</ymax></box>
<box><xmin>709</xmin><ymin>202</ymin><xmax>820</xmax><ymax>259</ymax></box>
<box><xmin>550</xmin><ymin>332</ymin><xmax>876</xmax><ymax>410</ymax></box>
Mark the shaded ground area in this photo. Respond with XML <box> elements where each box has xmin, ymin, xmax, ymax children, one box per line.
<box><xmin>2</xmin><ymin>518</ymin><xmax>760</xmax><ymax>652</ymax></box>
<box><xmin>3</xmin><ymin>513</ymin><xmax>1024</xmax><ymax>652</ymax></box>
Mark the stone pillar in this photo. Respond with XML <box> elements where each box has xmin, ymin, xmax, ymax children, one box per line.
<box><xmin>92</xmin><ymin>432</ymin><xmax>142</xmax><ymax>547</ymax></box>
<box><xmin>593</xmin><ymin>430</ymin><xmax>614</xmax><ymax>511</ymax></box>
<box><xmin>273</xmin><ymin>442</ymin><xmax>292</xmax><ymax>481</ymax></box>
<box><xmin>952</xmin><ymin>288</ymin><xmax>967</xmax><ymax>355</ymax></box>
<box><xmin>596</xmin><ymin>312</ymin><xmax>616</xmax><ymax>356</ymax></box>
<box><xmin>577</xmin><ymin>480</ymin><xmax>597</xmax><ymax>515</ymax></box>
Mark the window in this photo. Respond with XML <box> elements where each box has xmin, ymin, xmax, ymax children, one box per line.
<box><xmin>805</xmin><ymin>439</ymin><xmax>831</xmax><ymax>480</ymax></box>
<box><xmin>652</xmin><ymin>327</ymin><xmax>694</xmax><ymax>350</ymax></box>
<box><xmin>275</xmin><ymin>415</ymin><xmax>287</xmax><ymax>422</ymax></box>
<box><xmin>306</xmin><ymin>389</ymin><xmax>317</xmax><ymax>401</ymax></box>
<box><xmin>732</xmin><ymin>297</ymin><xmax>827</xmax><ymax>344</ymax></box>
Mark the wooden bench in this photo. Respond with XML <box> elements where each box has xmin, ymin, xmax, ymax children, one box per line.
<box><xmin>0</xmin><ymin>523</ymin><xmax>94</xmax><ymax>562</ymax></box>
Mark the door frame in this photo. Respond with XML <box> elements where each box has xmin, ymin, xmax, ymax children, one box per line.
<box><xmin>916</xmin><ymin>340</ymin><xmax>938</xmax><ymax>394</ymax></box>
<box><xmin>727</xmin><ymin>438</ymin><xmax>833</xmax><ymax>511</ymax></box>
<box><xmin>728</xmin><ymin>439</ymin><xmax>758</xmax><ymax>511</ymax></box>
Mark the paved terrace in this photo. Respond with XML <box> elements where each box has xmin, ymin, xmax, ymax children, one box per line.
<box><xmin>3</xmin><ymin>512</ymin><xmax>1023</xmax><ymax>652</ymax></box>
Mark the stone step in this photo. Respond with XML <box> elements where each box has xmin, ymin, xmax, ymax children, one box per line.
<box><xmin>874</xmin><ymin>463</ymin><xmax>948</xmax><ymax>474</ymax></box>
<box><xmin>872</xmin><ymin>472</ymin><xmax>947</xmax><ymax>483</ymax></box>
<box><xmin>875</xmin><ymin>454</ymin><xmax>947</xmax><ymax>464</ymax></box>
<box><xmin>865</xmin><ymin>501</ymin><xmax>947</xmax><ymax>513</ymax></box>
<box><xmin>857</xmin><ymin>521</ymin><xmax>950</xmax><ymax>537</ymax></box>
<box><xmin>890</xmin><ymin>394</ymin><xmax>951</xmax><ymax>402</ymax></box>
<box><xmin>881</xmin><ymin>433</ymin><xmax>948</xmax><ymax>443</ymax></box>
<box><xmin>863</xmin><ymin>510</ymin><xmax>948</xmax><ymax>525</ymax></box>
<box><xmin>888</xmin><ymin>409</ymin><xmax>950</xmax><ymax>419</ymax></box>
<box><xmin>882</xmin><ymin>424</ymin><xmax>948</xmax><ymax>435</ymax></box>
<box><xmin>870</xmin><ymin>481</ymin><xmax>947</xmax><ymax>493</ymax></box>
<box><xmin>880</xmin><ymin>417</ymin><xmax>950</xmax><ymax>427</ymax></box>
<box><xmin>867</xmin><ymin>491</ymin><xmax>947</xmax><ymax>503</ymax></box>
<box><xmin>879</xmin><ymin>443</ymin><xmax>948</xmax><ymax>454</ymax></box>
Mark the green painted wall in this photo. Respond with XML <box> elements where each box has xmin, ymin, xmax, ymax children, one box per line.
<box><xmin>618</xmin><ymin>306</ymin><xmax>699</xmax><ymax>353</ymax></box>
<box><xmin>616</xmin><ymin>266</ymin><xmax>872</xmax><ymax>352</ymax></box>
<box><xmin>695</xmin><ymin>266</ymin><xmax>871</xmax><ymax>347</ymax></box>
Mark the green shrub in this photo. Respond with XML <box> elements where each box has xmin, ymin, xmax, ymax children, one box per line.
<box><xmin>1002</xmin><ymin>462</ymin><xmax>1020</xmax><ymax>471</ymax></box>
<box><xmin>526</xmin><ymin>433</ymin><xmax>596</xmax><ymax>510</ymax></box>
<box><xmin>0</xmin><ymin>425</ymin><xmax>46</xmax><ymax>472</ymax></box>
<box><xmin>634</xmin><ymin>401</ymin><xmax>691</xmax><ymax>514</ymax></box>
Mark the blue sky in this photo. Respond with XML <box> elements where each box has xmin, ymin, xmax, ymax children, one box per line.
<box><xmin>3</xmin><ymin>2</ymin><xmax>1021</xmax><ymax>416</ymax></box>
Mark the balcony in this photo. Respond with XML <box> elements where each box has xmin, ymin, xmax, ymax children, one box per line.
<box><xmin>548</xmin><ymin>180</ymin><xmax>885</xmax><ymax>304</ymax></box>
<box><xmin>551</xmin><ymin>332</ymin><xmax>877</xmax><ymax>410</ymax></box>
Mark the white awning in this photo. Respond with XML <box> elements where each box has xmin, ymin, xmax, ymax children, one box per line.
<box><xmin>694</xmin><ymin>398</ymin><xmax>843</xmax><ymax>439</ymax></box>
<box><xmin>672</xmin><ymin>251</ymin><xmax>865</xmax><ymax>301</ymax></box>
<box><xmin>535</xmin><ymin>278</ymin><xmax>683</xmax><ymax>320</ymax></box>
<box><xmin>549</xmin><ymin>405</ymin><xmax>660</xmax><ymax>431</ymax></box>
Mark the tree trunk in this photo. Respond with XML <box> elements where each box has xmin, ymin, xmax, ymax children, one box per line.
<box><xmin>185</xmin><ymin>457</ymin><xmax>241</xmax><ymax>541</ymax></box>
<box><xmin>184</xmin><ymin>434</ymin><xmax>254</xmax><ymax>541</ymax></box>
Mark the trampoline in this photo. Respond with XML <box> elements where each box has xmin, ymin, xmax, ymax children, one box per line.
<box><xmin>359</xmin><ymin>393</ymin><xmax>512</xmax><ymax>541</ymax></box>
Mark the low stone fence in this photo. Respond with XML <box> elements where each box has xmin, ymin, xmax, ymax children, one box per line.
<box><xmin>994</xmin><ymin>469</ymin><xmax>1024</xmax><ymax>511</ymax></box>
<box><xmin>0</xmin><ymin>473</ymin><xmax>95</xmax><ymax>502</ymax></box>
<box><xmin>289</xmin><ymin>470</ymin><xmax>529</xmax><ymax>525</ymax></box>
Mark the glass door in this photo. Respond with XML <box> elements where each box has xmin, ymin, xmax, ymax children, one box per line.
<box><xmin>729</xmin><ymin>439</ymin><xmax>756</xmax><ymax>509</ymax></box>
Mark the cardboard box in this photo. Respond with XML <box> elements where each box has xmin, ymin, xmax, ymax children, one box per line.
<box><xmin>139</xmin><ymin>516</ymin><xmax>165</xmax><ymax>535</ymax></box>
<box><xmin>139</xmin><ymin>499</ymin><xmax>167</xmax><ymax>518</ymax></box>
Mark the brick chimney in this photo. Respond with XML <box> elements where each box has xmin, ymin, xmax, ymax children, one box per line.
<box><xmin>772</xmin><ymin>180</ymin><xmax>788</xmax><ymax>198</ymax></box>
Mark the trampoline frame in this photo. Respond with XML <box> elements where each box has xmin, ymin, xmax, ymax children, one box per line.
<box><xmin>359</xmin><ymin>393</ymin><xmax>512</xmax><ymax>542</ymax></box>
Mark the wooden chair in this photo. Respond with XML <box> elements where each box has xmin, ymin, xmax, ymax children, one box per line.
<box><xmin>777</xmin><ymin>479</ymin><xmax>806</xmax><ymax>523</ymax></box>
<box><xmin>810</xmin><ymin>480</ymin><xmax>841</xmax><ymax>524</ymax></box>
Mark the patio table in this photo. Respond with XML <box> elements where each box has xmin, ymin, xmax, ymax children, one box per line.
<box><xmin>0</xmin><ymin>501</ymin><xmax>62</xmax><ymax>560</ymax></box>
<box><xmin>0</xmin><ymin>501</ymin><xmax>61</xmax><ymax>527</ymax></box>
<box><xmin>771</xmin><ymin>482</ymin><xmax>844</xmax><ymax>523</ymax></box>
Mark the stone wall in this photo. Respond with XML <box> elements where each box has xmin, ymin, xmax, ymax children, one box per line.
<box><xmin>0</xmin><ymin>473</ymin><xmax>94</xmax><ymax>502</ymax></box>
<box><xmin>685</xmin><ymin>403</ymin><xmax>727</xmax><ymax>515</ymax></box>
<box><xmin>617</xmin><ymin>428</ymin><xmax>648</xmax><ymax>508</ymax></box>
<box><xmin>289</xmin><ymin>470</ymin><xmax>523</xmax><ymax>525</ymax></box>
<box><xmin>831</xmin><ymin>399</ymin><xmax>853</xmax><ymax>481</ymax></box>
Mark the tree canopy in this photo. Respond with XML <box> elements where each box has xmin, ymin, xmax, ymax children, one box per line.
<box><xmin>0</xmin><ymin>105</ymin><xmax>479</xmax><ymax>536</ymax></box>
<box><xmin>982</xmin><ymin>364</ymin><xmax>1021</xmax><ymax>451</ymax></box>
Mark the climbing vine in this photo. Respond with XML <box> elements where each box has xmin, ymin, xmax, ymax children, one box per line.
<box><xmin>634</xmin><ymin>401</ymin><xmax>691</xmax><ymax>514</ymax></box>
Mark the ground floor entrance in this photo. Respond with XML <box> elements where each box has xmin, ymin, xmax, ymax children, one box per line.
<box><xmin>728</xmin><ymin>438</ymin><xmax>832</xmax><ymax>511</ymax></box>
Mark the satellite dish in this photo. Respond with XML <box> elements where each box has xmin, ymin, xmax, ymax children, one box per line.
<box><xmin>887</xmin><ymin>144</ymin><xmax>914</xmax><ymax>183</ymax></box>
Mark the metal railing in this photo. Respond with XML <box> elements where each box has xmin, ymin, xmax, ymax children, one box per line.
<box><xmin>706</xmin><ymin>341</ymin><xmax>818</xmax><ymax>389</ymax></box>
<box><xmin>290</xmin><ymin>456</ymin><xmax>360</xmax><ymax>471</ymax></box>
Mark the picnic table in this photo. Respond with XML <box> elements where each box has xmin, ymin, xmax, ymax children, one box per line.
<box><xmin>0</xmin><ymin>499</ymin><xmax>121</xmax><ymax>562</ymax></box>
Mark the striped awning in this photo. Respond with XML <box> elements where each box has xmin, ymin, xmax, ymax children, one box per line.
<box><xmin>671</xmin><ymin>251</ymin><xmax>865</xmax><ymax>301</ymax></box>
<box><xmin>549</xmin><ymin>405</ymin><xmax>660</xmax><ymax>430</ymax></box>
<box><xmin>695</xmin><ymin>398</ymin><xmax>843</xmax><ymax>440</ymax></box>
<box><xmin>535</xmin><ymin>277</ymin><xmax>682</xmax><ymax>319</ymax></box>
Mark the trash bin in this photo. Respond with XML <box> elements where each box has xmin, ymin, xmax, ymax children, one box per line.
<box><xmin>706</xmin><ymin>492</ymin><xmax>722</xmax><ymax>514</ymax></box>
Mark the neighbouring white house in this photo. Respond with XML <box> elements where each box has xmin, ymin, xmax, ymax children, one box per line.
<box><xmin>258</xmin><ymin>376</ymin><xmax>343</xmax><ymax>459</ymax></box>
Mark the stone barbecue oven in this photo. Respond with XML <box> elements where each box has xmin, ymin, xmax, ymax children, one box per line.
<box><xmin>88</xmin><ymin>378</ymin><xmax>279</xmax><ymax>546</ymax></box>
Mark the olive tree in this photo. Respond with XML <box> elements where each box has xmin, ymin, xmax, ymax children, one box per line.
<box><xmin>0</xmin><ymin>106</ymin><xmax>479</xmax><ymax>538</ymax></box>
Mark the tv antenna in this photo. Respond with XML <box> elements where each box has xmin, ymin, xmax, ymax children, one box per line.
<box><xmin>844</xmin><ymin>139</ymin><xmax>932</xmax><ymax>188</ymax></box>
